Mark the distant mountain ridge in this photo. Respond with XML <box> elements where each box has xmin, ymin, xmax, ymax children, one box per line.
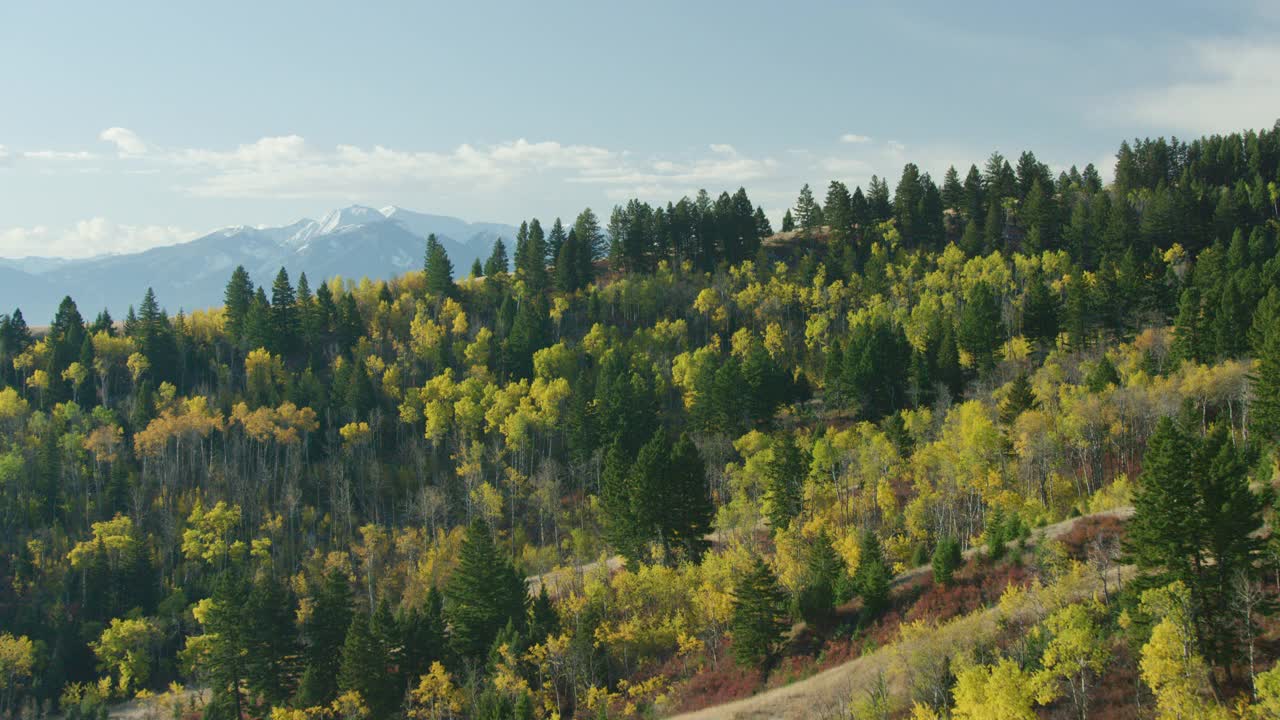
<box><xmin>0</xmin><ymin>206</ymin><xmax>517</xmax><ymax>323</ymax></box>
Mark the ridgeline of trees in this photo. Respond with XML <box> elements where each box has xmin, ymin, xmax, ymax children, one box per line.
<box><xmin>0</xmin><ymin>123</ymin><xmax>1279</xmax><ymax>718</ymax></box>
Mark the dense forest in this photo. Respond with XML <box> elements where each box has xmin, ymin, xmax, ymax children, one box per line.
<box><xmin>2</xmin><ymin>122</ymin><xmax>1280</xmax><ymax>719</ymax></box>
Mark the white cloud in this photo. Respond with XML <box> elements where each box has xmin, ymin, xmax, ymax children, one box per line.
<box><xmin>840</xmin><ymin>133</ymin><xmax>871</xmax><ymax>144</ymax></box>
<box><xmin>0</xmin><ymin>219</ymin><xmax>195</xmax><ymax>258</ymax></box>
<box><xmin>169</xmin><ymin>136</ymin><xmax>621</xmax><ymax>199</ymax></box>
<box><xmin>1116</xmin><ymin>36</ymin><xmax>1280</xmax><ymax>134</ymax></box>
<box><xmin>23</xmin><ymin>150</ymin><xmax>95</xmax><ymax>160</ymax></box>
<box><xmin>100</xmin><ymin>127</ymin><xmax>147</xmax><ymax>156</ymax></box>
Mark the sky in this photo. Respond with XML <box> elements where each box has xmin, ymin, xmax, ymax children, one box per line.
<box><xmin>1</xmin><ymin>0</ymin><xmax>1278</xmax><ymax>258</ymax></box>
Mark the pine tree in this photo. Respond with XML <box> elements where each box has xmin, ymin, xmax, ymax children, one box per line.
<box><xmin>668</xmin><ymin>432</ymin><xmax>713</xmax><ymax>562</ymax></box>
<box><xmin>941</xmin><ymin>166</ymin><xmax>964</xmax><ymax>211</ymax></box>
<box><xmin>932</xmin><ymin>536</ymin><xmax>963</xmax><ymax>586</ymax></box>
<box><xmin>202</xmin><ymin>572</ymin><xmax>251</xmax><ymax>720</ymax></box>
<box><xmin>470</xmin><ymin>258</ymin><xmax>483</xmax><ymax>278</ymax></box>
<box><xmin>1085</xmin><ymin>354</ymin><xmax>1121</xmax><ymax>392</ymax></box>
<box><xmin>1250</xmin><ymin>314</ymin><xmax>1280</xmax><ymax>444</ymax></box>
<box><xmin>298</xmin><ymin>569</ymin><xmax>352</xmax><ymax>706</ymax></box>
<box><xmin>781</xmin><ymin>208</ymin><xmax>795</xmax><ymax>233</ymax></box>
<box><xmin>270</xmin><ymin>267</ymin><xmax>299</xmax><ymax>357</ymax></box>
<box><xmin>1022</xmin><ymin>273</ymin><xmax>1060</xmax><ymax>344</ymax></box>
<box><xmin>338</xmin><ymin>612</ymin><xmax>396</xmax><ymax>719</ymax></box>
<box><xmin>243</xmin><ymin>573</ymin><xmax>299</xmax><ymax>706</ymax></box>
<box><xmin>794</xmin><ymin>184</ymin><xmax>822</xmax><ymax>231</ymax></box>
<box><xmin>483</xmin><ymin>238</ymin><xmax>510</xmax><ymax>276</ymax></box>
<box><xmin>753</xmin><ymin>205</ymin><xmax>773</xmax><ymax>238</ymax></box>
<box><xmin>1125</xmin><ymin>418</ymin><xmax>1269</xmax><ymax>669</ymax></box>
<box><xmin>573</xmin><ymin>208</ymin><xmax>605</xmax><ymax>262</ymax></box>
<box><xmin>444</xmin><ymin>519</ymin><xmax>526</xmax><ymax>664</ymax></box>
<box><xmin>224</xmin><ymin>266</ymin><xmax>254</xmax><ymax>345</ymax></box>
<box><xmin>398</xmin><ymin>587</ymin><xmax>447</xmax><ymax>685</ymax></box>
<box><xmin>730</xmin><ymin>558</ymin><xmax>789</xmax><ymax>669</ymax></box>
<box><xmin>999</xmin><ymin>371</ymin><xmax>1039</xmax><ymax>425</ymax></box>
<box><xmin>554</xmin><ymin>229</ymin><xmax>582</xmax><ymax>292</ymax></box>
<box><xmin>600</xmin><ymin>440</ymin><xmax>642</xmax><ymax>562</ymax></box>
<box><xmin>824</xmin><ymin>181</ymin><xmax>853</xmax><ymax>245</ymax></box>
<box><xmin>795</xmin><ymin>530</ymin><xmax>844</xmax><ymax>625</ymax></box>
<box><xmin>958</xmin><ymin>281</ymin><xmax>1004</xmax><ymax>372</ymax></box>
<box><xmin>423</xmin><ymin>234</ymin><xmax>455</xmax><ymax>298</ymax></box>
<box><xmin>853</xmin><ymin>530</ymin><xmax>890</xmax><ymax>617</ymax></box>
<box><xmin>546</xmin><ymin>217</ymin><xmax>567</xmax><ymax>266</ymax></box>
<box><xmin>765</xmin><ymin>433</ymin><xmax>805</xmax><ymax>533</ymax></box>
<box><xmin>520</xmin><ymin>218</ymin><xmax>549</xmax><ymax>290</ymax></box>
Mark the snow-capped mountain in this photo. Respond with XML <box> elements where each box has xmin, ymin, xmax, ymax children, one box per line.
<box><xmin>0</xmin><ymin>206</ymin><xmax>518</xmax><ymax>323</ymax></box>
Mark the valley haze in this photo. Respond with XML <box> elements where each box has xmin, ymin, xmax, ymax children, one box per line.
<box><xmin>0</xmin><ymin>205</ymin><xmax>517</xmax><ymax>323</ymax></box>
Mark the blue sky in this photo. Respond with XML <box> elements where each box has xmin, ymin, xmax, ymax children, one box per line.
<box><xmin>1</xmin><ymin>0</ymin><xmax>1277</xmax><ymax>257</ymax></box>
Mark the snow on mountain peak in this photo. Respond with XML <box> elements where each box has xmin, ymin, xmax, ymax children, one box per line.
<box><xmin>317</xmin><ymin>205</ymin><xmax>387</xmax><ymax>235</ymax></box>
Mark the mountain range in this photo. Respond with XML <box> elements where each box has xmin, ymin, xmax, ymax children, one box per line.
<box><xmin>0</xmin><ymin>206</ymin><xmax>517</xmax><ymax>324</ymax></box>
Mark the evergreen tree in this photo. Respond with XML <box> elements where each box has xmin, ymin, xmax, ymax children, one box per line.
<box><xmin>546</xmin><ymin>217</ymin><xmax>567</xmax><ymax>266</ymax></box>
<box><xmin>338</xmin><ymin>612</ymin><xmax>396</xmax><ymax>719</ymax></box>
<box><xmin>794</xmin><ymin>184</ymin><xmax>822</xmax><ymax>231</ymax></box>
<box><xmin>398</xmin><ymin>587</ymin><xmax>447</xmax><ymax>685</ymax></box>
<box><xmin>866</xmin><ymin>175</ymin><xmax>892</xmax><ymax>222</ymax></box>
<box><xmin>1125</xmin><ymin>419</ymin><xmax>1269</xmax><ymax>669</ymax></box>
<box><xmin>667</xmin><ymin>433</ymin><xmax>713</xmax><ymax>562</ymax></box>
<box><xmin>942</xmin><ymin>165</ymin><xmax>964</xmax><ymax>211</ymax></box>
<box><xmin>1022</xmin><ymin>273</ymin><xmax>1060</xmax><ymax>344</ymax></box>
<box><xmin>1250</xmin><ymin>314</ymin><xmax>1280</xmax><ymax>444</ymax></box>
<box><xmin>298</xmin><ymin>569</ymin><xmax>352</xmax><ymax>706</ymax></box>
<box><xmin>795</xmin><ymin>530</ymin><xmax>844</xmax><ymax>625</ymax></box>
<box><xmin>931</xmin><ymin>536</ymin><xmax>963</xmax><ymax>586</ymax></box>
<box><xmin>444</xmin><ymin>519</ymin><xmax>526</xmax><ymax>664</ymax></box>
<box><xmin>1171</xmin><ymin>287</ymin><xmax>1206</xmax><ymax>365</ymax></box>
<box><xmin>958</xmin><ymin>281</ymin><xmax>1004</xmax><ymax>372</ymax></box>
<box><xmin>243</xmin><ymin>573</ymin><xmax>299</xmax><ymax>706</ymax></box>
<box><xmin>202</xmin><ymin>572</ymin><xmax>252</xmax><ymax>720</ymax></box>
<box><xmin>424</xmin><ymin>234</ymin><xmax>455</xmax><ymax>298</ymax></box>
<box><xmin>753</xmin><ymin>205</ymin><xmax>773</xmax><ymax>238</ymax></box>
<box><xmin>730</xmin><ymin>558</ymin><xmax>789</xmax><ymax>669</ymax></box>
<box><xmin>554</xmin><ymin>229</ymin><xmax>583</xmax><ymax>292</ymax></box>
<box><xmin>270</xmin><ymin>267</ymin><xmax>299</xmax><ymax>357</ymax></box>
<box><xmin>224</xmin><ymin>266</ymin><xmax>254</xmax><ymax>345</ymax></box>
<box><xmin>1085</xmin><ymin>354</ymin><xmax>1121</xmax><ymax>392</ymax></box>
<box><xmin>470</xmin><ymin>258</ymin><xmax>483</xmax><ymax>278</ymax></box>
<box><xmin>999</xmin><ymin>371</ymin><xmax>1038</xmax><ymax>425</ymax></box>
<box><xmin>600</xmin><ymin>440</ymin><xmax>643</xmax><ymax>562</ymax></box>
<box><xmin>765</xmin><ymin>433</ymin><xmax>806</xmax><ymax>533</ymax></box>
<box><xmin>824</xmin><ymin>181</ymin><xmax>853</xmax><ymax>245</ymax></box>
<box><xmin>780</xmin><ymin>208</ymin><xmax>795</xmax><ymax>233</ymax></box>
<box><xmin>483</xmin><ymin>238</ymin><xmax>510</xmax><ymax>276</ymax></box>
<box><xmin>573</xmin><ymin>208</ymin><xmax>606</xmax><ymax>262</ymax></box>
<box><xmin>852</xmin><ymin>530</ymin><xmax>890</xmax><ymax>617</ymax></box>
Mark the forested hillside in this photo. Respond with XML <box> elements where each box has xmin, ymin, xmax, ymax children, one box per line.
<box><xmin>2</xmin><ymin>123</ymin><xmax>1280</xmax><ymax>719</ymax></box>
